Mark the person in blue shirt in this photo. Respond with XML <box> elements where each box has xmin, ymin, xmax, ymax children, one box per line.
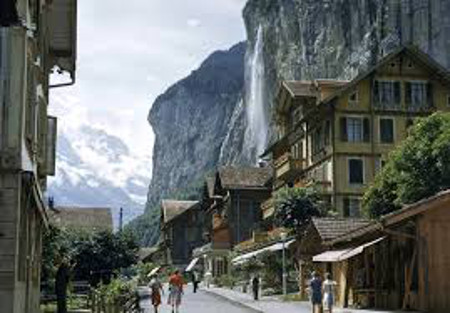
<box><xmin>309</xmin><ymin>271</ymin><xmax>323</xmax><ymax>313</ymax></box>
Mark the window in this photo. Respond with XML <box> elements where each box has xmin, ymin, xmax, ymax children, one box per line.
<box><xmin>349</xmin><ymin>91</ymin><xmax>359</xmax><ymax>106</ymax></box>
<box><xmin>312</xmin><ymin>127</ymin><xmax>323</xmax><ymax>155</ymax></box>
<box><xmin>343</xmin><ymin>198</ymin><xmax>361</xmax><ymax>217</ymax></box>
<box><xmin>406</xmin><ymin>81</ymin><xmax>432</xmax><ymax>110</ymax></box>
<box><xmin>291</xmin><ymin>142</ymin><xmax>302</xmax><ymax>160</ymax></box>
<box><xmin>341</xmin><ymin>117</ymin><xmax>370</xmax><ymax>142</ymax></box>
<box><xmin>379</xmin><ymin>118</ymin><xmax>394</xmax><ymax>143</ymax></box>
<box><xmin>373</xmin><ymin>80</ymin><xmax>401</xmax><ymax>109</ymax></box>
<box><xmin>348</xmin><ymin>158</ymin><xmax>364</xmax><ymax>184</ymax></box>
<box><xmin>289</xmin><ymin>106</ymin><xmax>302</xmax><ymax>130</ymax></box>
<box><xmin>324</xmin><ymin>120</ymin><xmax>331</xmax><ymax>145</ymax></box>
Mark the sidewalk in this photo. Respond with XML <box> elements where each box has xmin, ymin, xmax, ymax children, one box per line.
<box><xmin>203</xmin><ymin>287</ymin><xmax>420</xmax><ymax>313</ymax></box>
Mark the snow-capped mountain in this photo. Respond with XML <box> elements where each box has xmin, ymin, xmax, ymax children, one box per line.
<box><xmin>48</xmin><ymin>123</ymin><xmax>151</xmax><ymax>228</ymax></box>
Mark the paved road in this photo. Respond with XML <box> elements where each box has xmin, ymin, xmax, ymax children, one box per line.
<box><xmin>137</xmin><ymin>285</ymin><xmax>254</xmax><ymax>313</ymax></box>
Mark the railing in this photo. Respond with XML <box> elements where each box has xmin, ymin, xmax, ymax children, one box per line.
<box><xmin>274</xmin><ymin>153</ymin><xmax>305</xmax><ymax>179</ymax></box>
<box><xmin>90</xmin><ymin>290</ymin><xmax>137</xmax><ymax>313</ymax></box>
<box><xmin>261</xmin><ymin>198</ymin><xmax>274</xmax><ymax>220</ymax></box>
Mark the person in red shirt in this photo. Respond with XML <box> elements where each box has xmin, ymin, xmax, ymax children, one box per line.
<box><xmin>168</xmin><ymin>270</ymin><xmax>184</xmax><ymax>313</ymax></box>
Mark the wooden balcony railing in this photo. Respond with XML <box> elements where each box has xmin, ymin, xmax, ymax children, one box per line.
<box><xmin>274</xmin><ymin>153</ymin><xmax>305</xmax><ymax>180</ymax></box>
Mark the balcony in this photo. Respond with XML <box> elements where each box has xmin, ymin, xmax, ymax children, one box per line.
<box><xmin>274</xmin><ymin>152</ymin><xmax>305</xmax><ymax>180</ymax></box>
<box><xmin>261</xmin><ymin>198</ymin><xmax>274</xmax><ymax>220</ymax></box>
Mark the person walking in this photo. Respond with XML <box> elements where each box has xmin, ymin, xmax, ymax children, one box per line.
<box><xmin>192</xmin><ymin>270</ymin><xmax>200</xmax><ymax>293</ymax></box>
<box><xmin>204</xmin><ymin>270</ymin><xmax>212</xmax><ymax>288</ymax></box>
<box><xmin>309</xmin><ymin>271</ymin><xmax>323</xmax><ymax>313</ymax></box>
<box><xmin>168</xmin><ymin>270</ymin><xmax>184</xmax><ymax>313</ymax></box>
<box><xmin>322</xmin><ymin>273</ymin><xmax>337</xmax><ymax>313</ymax></box>
<box><xmin>251</xmin><ymin>275</ymin><xmax>260</xmax><ymax>301</ymax></box>
<box><xmin>149</xmin><ymin>274</ymin><xmax>164</xmax><ymax>313</ymax></box>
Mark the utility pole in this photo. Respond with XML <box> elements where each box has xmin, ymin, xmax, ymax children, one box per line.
<box><xmin>119</xmin><ymin>207</ymin><xmax>123</xmax><ymax>231</ymax></box>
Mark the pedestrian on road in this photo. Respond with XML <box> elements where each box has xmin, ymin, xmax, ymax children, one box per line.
<box><xmin>192</xmin><ymin>270</ymin><xmax>200</xmax><ymax>293</ymax></box>
<box><xmin>309</xmin><ymin>271</ymin><xmax>323</xmax><ymax>313</ymax></box>
<box><xmin>149</xmin><ymin>274</ymin><xmax>164</xmax><ymax>313</ymax></box>
<box><xmin>204</xmin><ymin>270</ymin><xmax>212</xmax><ymax>288</ymax></box>
<box><xmin>168</xmin><ymin>270</ymin><xmax>184</xmax><ymax>313</ymax></box>
<box><xmin>322</xmin><ymin>273</ymin><xmax>337</xmax><ymax>313</ymax></box>
<box><xmin>251</xmin><ymin>275</ymin><xmax>260</xmax><ymax>301</ymax></box>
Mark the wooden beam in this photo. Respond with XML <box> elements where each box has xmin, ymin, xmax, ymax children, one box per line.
<box><xmin>402</xmin><ymin>244</ymin><xmax>418</xmax><ymax>310</ymax></box>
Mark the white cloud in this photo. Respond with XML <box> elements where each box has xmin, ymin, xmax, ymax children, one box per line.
<box><xmin>187</xmin><ymin>18</ymin><xmax>202</xmax><ymax>28</ymax></box>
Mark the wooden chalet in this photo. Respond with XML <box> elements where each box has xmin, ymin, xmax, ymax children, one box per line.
<box><xmin>313</xmin><ymin>190</ymin><xmax>450</xmax><ymax>312</ymax></box>
<box><xmin>293</xmin><ymin>217</ymin><xmax>371</xmax><ymax>297</ymax></box>
<box><xmin>193</xmin><ymin>166</ymin><xmax>272</xmax><ymax>278</ymax></box>
<box><xmin>160</xmin><ymin>200</ymin><xmax>204</xmax><ymax>266</ymax></box>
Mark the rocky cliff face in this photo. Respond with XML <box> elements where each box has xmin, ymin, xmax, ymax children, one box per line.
<box><xmin>147</xmin><ymin>43</ymin><xmax>246</xmax><ymax>203</ymax></box>
<box><xmin>243</xmin><ymin>0</ymin><xmax>450</xmax><ymax>110</ymax></box>
<box><xmin>138</xmin><ymin>0</ymin><xmax>450</xmax><ymax>245</ymax></box>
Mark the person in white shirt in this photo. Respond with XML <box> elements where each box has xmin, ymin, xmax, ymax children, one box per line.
<box><xmin>322</xmin><ymin>272</ymin><xmax>337</xmax><ymax>313</ymax></box>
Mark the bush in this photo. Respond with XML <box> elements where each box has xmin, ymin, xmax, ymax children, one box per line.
<box><xmin>216</xmin><ymin>275</ymin><xmax>238</xmax><ymax>288</ymax></box>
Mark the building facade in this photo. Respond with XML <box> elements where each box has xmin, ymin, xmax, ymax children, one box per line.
<box><xmin>314</xmin><ymin>190</ymin><xmax>450</xmax><ymax>312</ymax></box>
<box><xmin>0</xmin><ymin>0</ymin><xmax>77</xmax><ymax>312</ymax></box>
<box><xmin>194</xmin><ymin>166</ymin><xmax>272</xmax><ymax>277</ymax></box>
<box><xmin>264</xmin><ymin>46</ymin><xmax>450</xmax><ymax>218</ymax></box>
<box><xmin>160</xmin><ymin>200</ymin><xmax>204</xmax><ymax>266</ymax></box>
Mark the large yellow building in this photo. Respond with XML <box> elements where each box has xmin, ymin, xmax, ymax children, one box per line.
<box><xmin>263</xmin><ymin>46</ymin><xmax>450</xmax><ymax>218</ymax></box>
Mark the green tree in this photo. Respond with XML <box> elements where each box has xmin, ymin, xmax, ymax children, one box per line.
<box><xmin>73</xmin><ymin>230</ymin><xmax>139</xmax><ymax>286</ymax></box>
<box><xmin>273</xmin><ymin>186</ymin><xmax>323</xmax><ymax>232</ymax></box>
<box><xmin>363</xmin><ymin>112</ymin><xmax>450</xmax><ymax>217</ymax></box>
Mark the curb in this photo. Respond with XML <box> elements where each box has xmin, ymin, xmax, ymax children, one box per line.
<box><xmin>201</xmin><ymin>289</ymin><xmax>264</xmax><ymax>313</ymax></box>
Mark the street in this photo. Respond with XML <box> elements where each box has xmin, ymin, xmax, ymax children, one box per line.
<box><xmin>137</xmin><ymin>285</ymin><xmax>254</xmax><ymax>313</ymax></box>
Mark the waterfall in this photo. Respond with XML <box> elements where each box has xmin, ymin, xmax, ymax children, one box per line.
<box><xmin>244</xmin><ymin>25</ymin><xmax>268</xmax><ymax>162</ymax></box>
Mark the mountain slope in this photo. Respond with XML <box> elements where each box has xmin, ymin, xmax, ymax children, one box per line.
<box><xmin>48</xmin><ymin>126</ymin><xmax>150</xmax><ymax>227</ymax></box>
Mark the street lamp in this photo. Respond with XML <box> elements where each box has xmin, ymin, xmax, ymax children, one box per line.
<box><xmin>280</xmin><ymin>231</ymin><xmax>288</xmax><ymax>297</ymax></box>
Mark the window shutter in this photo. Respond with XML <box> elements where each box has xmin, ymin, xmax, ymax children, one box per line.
<box><xmin>340</xmin><ymin>117</ymin><xmax>347</xmax><ymax>142</ymax></box>
<box><xmin>373</xmin><ymin>81</ymin><xmax>379</xmax><ymax>107</ymax></box>
<box><xmin>427</xmin><ymin>82</ymin><xmax>434</xmax><ymax>108</ymax></box>
<box><xmin>394</xmin><ymin>82</ymin><xmax>401</xmax><ymax>106</ymax></box>
<box><xmin>405</xmin><ymin>82</ymin><xmax>411</xmax><ymax>106</ymax></box>
<box><xmin>363</xmin><ymin>118</ymin><xmax>370</xmax><ymax>142</ymax></box>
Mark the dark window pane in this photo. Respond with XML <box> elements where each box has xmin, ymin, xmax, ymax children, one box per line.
<box><xmin>340</xmin><ymin>117</ymin><xmax>347</xmax><ymax>142</ymax></box>
<box><xmin>380</xmin><ymin>119</ymin><xmax>394</xmax><ymax>143</ymax></box>
<box><xmin>349</xmin><ymin>159</ymin><xmax>363</xmax><ymax>184</ymax></box>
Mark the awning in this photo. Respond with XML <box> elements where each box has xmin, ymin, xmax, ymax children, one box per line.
<box><xmin>185</xmin><ymin>258</ymin><xmax>199</xmax><ymax>272</ymax></box>
<box><xmin>313</xmin><ymin>237</ymin><xmax>385</xmax><ymax>263</ymax></box>
<box><xmin>147</xmin><ymin>266</ymin><xmax>161</xmax><ymax>277</ymax></box>
<box><xmin>313</xmin><ymin>249</ymin><xmax>352</xmax><ymax>262</ymax></box>
<box><xmin>232</xmin><ymin>239</ymin><xmax>296</xmax><ymax>265</ymax></box>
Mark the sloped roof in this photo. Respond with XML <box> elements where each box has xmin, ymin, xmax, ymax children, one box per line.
<box><xmin>161</xmin><ymin>200</ymin><xmax>199</xmax><ymax>224</ymax></box>
<box><xmin>312</xmin><ymin>217</ymin><xmax>372</xmax><ymax>242</ymax></box>
<box><xmin>218</xmin><ymin>166</ymin><xmax>272</xmax><ymax>190</ymax></box>
<box><xmin>323</xmin><ymin>45</ymin><xmax>450</xmax><ymax>105</ymax></box>
<box><xmin>49</xmin><ymin>207</ymin><xmax>113</xmax><ymax>232</ymax></box>
<box><xmin>283</xmin><ymin>81</ymin><xmax>317</xmax><ymax>98</ymax></box>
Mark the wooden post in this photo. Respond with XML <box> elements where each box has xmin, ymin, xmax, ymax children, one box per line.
<box><xmin>402</xmin><ymin>245</ymin><xmax>417</xmax><ymax>310</ymax></box>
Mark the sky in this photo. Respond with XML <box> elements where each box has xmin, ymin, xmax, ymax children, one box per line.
<box><xmin>49</xmin><ymin>0</ymin><xmax>248</xmax><ymax>176</ymax></box>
